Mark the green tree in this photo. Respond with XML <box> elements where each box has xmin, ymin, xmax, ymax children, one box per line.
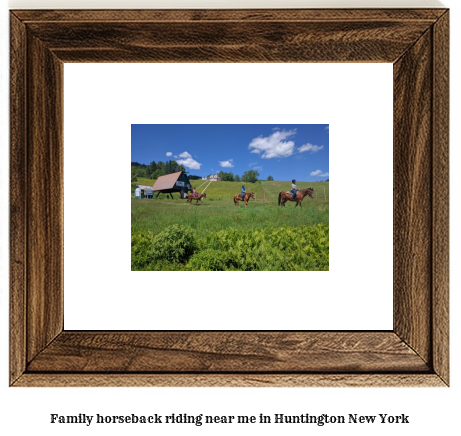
<box><xmin>151</xmin><ymin>169</ymin><xmax>162</xmax><ymax>179</ymax></box>
<box><xmin>242</xmin><ymin>170</ymin><xmax>259</xmax><ymax>183</ymax></box>
<box><xmin>132</xmin><ymin>164</ymin><xmax>148</xmax><ymax>179</ymax></box>
<box><xmin>148</xmin><ymin>160</ymin><xmax>157</xmax><ymax>175</ymax></box>
<box><xmin>234</xmin><ymin>174</ymin><xmax>240</xmax><ymax>182</ymax></box>
<box><xmin>131</xmin><ymin>167</ymin><xmax>139</xmax><ymax>182</ymax></box>
<box><xmin>267</xmin><ymin>175</ymin><xmax>274</xmax><ymax>181</ymax></box>
<box><xmin>218</xmin><ymin>170</ymin><xmax>234</xmax><ymax>181</ymax></box>
<box><xmin>156</xmin><ymin>161</ymin><xmax>166</xmax><ymax>177</ymax></box>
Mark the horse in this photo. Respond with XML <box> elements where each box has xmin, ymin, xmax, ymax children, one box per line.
<box><xmin>234</xmin><ymin>192</ymin><xmax>255</xmax><ymax>206</ymax></box>
<box><xmin>186</xmin><ymin>192</ymin><xmax>207</xmax><ymax>205</ymax></box>
<box><xmin>278</xmin><ymin>187</ymin><xmax>314</xmax><ymax>207</ymax></box>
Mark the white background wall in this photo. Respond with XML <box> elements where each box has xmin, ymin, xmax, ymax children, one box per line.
<box><xmin>0</xmin><ymin>1</ymin><xmax>458</xmax><ymax>436</ymax></box>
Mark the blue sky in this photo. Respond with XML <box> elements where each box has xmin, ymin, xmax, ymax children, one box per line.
<box><xmin>131</xmin><ymin>124</ymin><xmax>329</xmax><ymax>181</ymax></box>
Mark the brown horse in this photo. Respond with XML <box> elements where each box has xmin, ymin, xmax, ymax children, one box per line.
<box><xmin>186</xmin><ymin>192</ymin><xmax>207</xmax><ymax>205</ymax></box>
<box><xmin>234</xmin><ymin>192</ymin><xmax>255</xmax><ymax>206</ymax></box>
<box><xmin>278</xmin><ymin>188</ymin><xmax>314</xmax><ymax>207</ymax></box>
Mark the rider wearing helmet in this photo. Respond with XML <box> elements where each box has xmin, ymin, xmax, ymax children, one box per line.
<box><xmin>241</xmin><ymin>185</ymin><xmax>246</xmax><ymax>200</ymax></box>
<box><xmin>291</xmin><ymin>179</ymin><xmax>298</xmax><ymax>201</ymax></box>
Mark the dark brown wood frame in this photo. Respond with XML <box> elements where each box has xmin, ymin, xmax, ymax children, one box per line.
<box><xmin>10</xmin><ymin>9</ymin><xmax>449</xmax><ymax>387</ymax></box>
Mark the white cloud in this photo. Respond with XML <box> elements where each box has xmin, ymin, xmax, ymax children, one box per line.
<box><xmin>248</xmin><ymin>129</ymin><xmax>296</xmax><ymax>159</ymax></box>
<box><xmin>219</xmin><ymin>159</ymin><xmax>234</xmax><ymax>168</ymax></box>
<box><xmin>249</xmin><ymin>161</ymin><xmax>258</xmax><ymax>167</ymax></box>
<box><xmin>325</xmin><ymin>126</ymin><xmax>329</xmax><ymax>130</ymax></box>
<box><xmin>298</xmin><ymin>143</ymin><xmax>324</xmax><ymax>154</ymax></box>
<box><xmin>310</xmin><ymin>170</ymin><xmax>329</xmax><ymax>177</ymax></box>
<box><xmin>253</xmin><ymin>166</ymin><xmax>263</xmax><ymax>171</ymax></box>
<box><xmin>166</xmin><ymin>152</ymin><xmax>172</xmax><ymax>157</ymax></box>
<box><xmin>176</xmin><ymin>151</ymin><xmax>202</xmax><ymax>170</ymax></box>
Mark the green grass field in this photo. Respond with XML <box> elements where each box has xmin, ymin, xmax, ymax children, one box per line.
<box><xmin>131</xmin><ymin>180</ymin><xmax>329</xmax><ymax>271</ymax></box>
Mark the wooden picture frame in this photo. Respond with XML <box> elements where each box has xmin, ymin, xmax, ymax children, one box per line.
<box><xmin>10</xmin><ymin>9</ymin><xmax>449</xmax><ymax>387</ymax></box>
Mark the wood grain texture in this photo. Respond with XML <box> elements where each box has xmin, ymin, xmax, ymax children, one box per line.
<box><xmin>9</xmin><ymin>13</ymin><xmax>27</xmax><ymax>385</ymax></box>
<box><xmin>27</xmin><ymin>332</ymin><xmax>429</xmax><ymax>373</ymax></box>
<box><xmin>26</xmin><ymin>20</ymin><xmax>432</xmax><ymax>63</ymax></box>
<box><xmin>14</xmin><ymin>9</ymin><xmax>446</xmax><ymax>64</ymax></box>
<box><xmin>432</xmin><ymin>11</ymin><xmax>449</xmax><ymax>385</ymax></box>
<box><xmin>13</xmin><ymin>374</ymin><xmax>446</xmax><ymax>388</ymax></box>
<box><xmin>26</xmin><ymin>34</ymin><xmax>64</xmax><ymax>362</ymax></box>
<box><xmin>393</xmin><ymin>29</ymin><xmax>433</xmax><ymax>364</ymax></box>
<box><xmin>9</xmin><ymin>9</ymin><xmax>449</xmax><ymax>387</ymax></box>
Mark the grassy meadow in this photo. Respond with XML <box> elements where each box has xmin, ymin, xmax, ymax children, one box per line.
<box><xmin>131</xmin><ymin>179</ymin><xmax>329</xmax><ymax>271</ymax></box>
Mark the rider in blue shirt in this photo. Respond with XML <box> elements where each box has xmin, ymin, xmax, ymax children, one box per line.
<box><xmin>241</xmin><ymin>185</ymin><xmax>246</xmax><ymax>200</ymax></box>
<box><xmin>291</xmin><ymin>179</ymin><xmax>298</xmax><ymax>201</ymax></box>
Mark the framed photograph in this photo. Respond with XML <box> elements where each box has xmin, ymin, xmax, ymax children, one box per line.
<box><xmin>130</xmin><ymin>123</ymin><xmax>329</xmax><ymax>272</ymax></box>
<box><xmin>10</xmin><ymin>9</ymin><xmax>449</xmax><ymax>386</ymax></box>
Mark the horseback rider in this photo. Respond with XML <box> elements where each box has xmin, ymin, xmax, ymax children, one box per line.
<box><xmin>291</xmin><ymin>179</ymin><xmax>298</xmax><ymax>201</ymax></box>
<box><xmin>241</xmin><ymin>185</ymin><xmax>246</xmax><ymax>200</ymax></box>
<box><xmin>192</xmin><ymin>187</ymin><xmax>197</xmax><ymax>198</ymax></box>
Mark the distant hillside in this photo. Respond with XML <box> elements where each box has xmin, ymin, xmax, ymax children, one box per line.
<box><xmin>192</xmin><ymin>180</ymin><xmax>329</xmax><ymax>203</ymax></box>
<box><xmin>135</xmin><ymin>177</ymin><xmax>156</xmax><ymax>186</ymax></box>
<box><xmin>131</xmin><ymin>178</ymin><xmax>329</xmax><ymax>202</ymax></box>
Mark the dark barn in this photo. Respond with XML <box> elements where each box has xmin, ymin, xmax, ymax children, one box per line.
<box><xmin>152</xmin><ymin>171</ymin><xmax>192</xmax><ymax>199</ymax></box>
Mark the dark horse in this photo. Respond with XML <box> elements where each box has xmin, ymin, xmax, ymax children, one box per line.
<box><xmin>186</xmin><ymin>192</ymin><xmax>207</xmax><ymax>205</ymax></box>
<box><xmin>278</xmin><ymin>187</ymin><xmax>314</xmax><ymax>207</ymax></box>
<box><xmin>234</xmin><ymin>192</ymin><xmax>255</xmax><ymax>206</ymax></box>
